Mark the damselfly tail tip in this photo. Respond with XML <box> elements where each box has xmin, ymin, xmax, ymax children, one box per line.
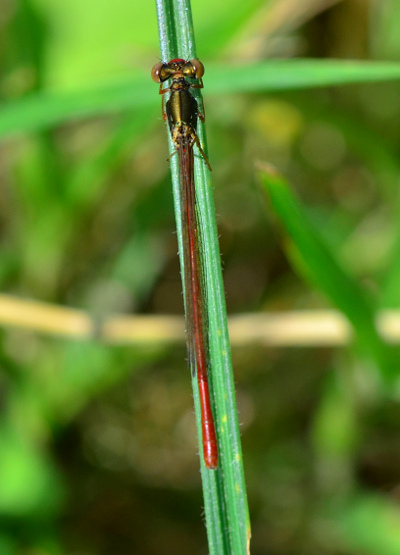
<box><xmin>203</xmin><ymin>441</ymin><xmax>218</xmax><ymax>470</ymax></box>
<box><xmin>204</xmin><ymin>454</ymin><xmax>218</xmax><ymax>470</ymax></box>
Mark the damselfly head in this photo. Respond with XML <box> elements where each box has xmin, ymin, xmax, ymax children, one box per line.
<box><xmin>151</xmin><ymin>59</ymin><xmax>205</xmax><ymax>82</ymax></box>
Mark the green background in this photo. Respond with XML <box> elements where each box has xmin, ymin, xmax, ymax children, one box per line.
<box><xmin>2</xmin><ymin>0</ymin><xmax>400</xmax><ymax>553</ymax></box>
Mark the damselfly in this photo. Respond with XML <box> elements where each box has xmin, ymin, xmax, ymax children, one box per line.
<box><xmin>151</xmin><ymin>58</ymin><xmax>217</xmax><ymax>469</ymax></box>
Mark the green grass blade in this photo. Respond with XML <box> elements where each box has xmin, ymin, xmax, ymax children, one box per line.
<box><xmin>155</xmin><ymin>1</ymin><xmax>250</xmax><ymax>553</ymax></box>
<box><xmin>205</xmin><ymin>59</ymin><xmax>400</xmax><ymax>93</ymax></box>
<box><xmin>0</xmin><ymin>77</ymin><xmax>156</xmax><ymax>137</ymax></box>
<box><xmin>3</xmin><ymin>60</ymin><xmax>400</xmax><ymax>138</ymax></box>
<box><xmin>257</xmin><ymin>164</ymin><xmax>396</xmax><ymax>383</ymax></box>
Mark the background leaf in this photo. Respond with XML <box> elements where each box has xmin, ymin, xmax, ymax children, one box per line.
<box><xmin>2</xmin><ymin>0</ymin><xmax>400</xmax><ymax>553</ymax></box>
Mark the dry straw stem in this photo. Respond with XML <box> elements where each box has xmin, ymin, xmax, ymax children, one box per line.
<box><xmin>1</xmin><ymin>293</ymin><xmax>400</xmax><ymax>347</ymax></box>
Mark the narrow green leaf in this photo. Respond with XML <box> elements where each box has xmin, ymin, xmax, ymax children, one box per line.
<box><xmin>206</xmin><ymin>59</ymin><xmax>400</xmax><ymax>93</ymax></box>
<box><xmin>257</xmin><ymin>164</ymin><xmax>396</xmax><ymax>382</ymax></box>
<box><xmin>155</xmin><ymin>1</ymin><xmax>250</xmax><ymax>553</ymax></box>
<box><xmin>3</xmin><ymin>59</ymin><xmax>400</xmax><ymax>138</ymax></box>
<box><xmin>0</xmin><ymin>77</ymin><xmax>155</xmax><ymax>137</ymax></box>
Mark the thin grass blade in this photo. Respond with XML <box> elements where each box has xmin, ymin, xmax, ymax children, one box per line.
<box><xmin>257</xmin><ymin>164</ymin><xmax>397</xmax><ymax>383</ymax></box>
<box><xmin>155</xmin><ymin>0</ymin><xmax>250</xmax><ymax>553</ymax></box>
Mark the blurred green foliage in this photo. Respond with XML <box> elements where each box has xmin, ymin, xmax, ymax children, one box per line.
<box><xmin>2</xmin><ymin>0</ymin><xmax>400</xmax><ymax>553</ymax></box>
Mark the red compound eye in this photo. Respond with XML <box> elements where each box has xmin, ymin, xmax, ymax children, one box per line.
<box><xmin>151</xmin><ymin>62</ymin><xmax>164</xmax><ymax>83</ymax></box>
<box><xmin>189</xmin><ymin>59</ymin><xmax>204</xmax><ymax>79</ymax></box>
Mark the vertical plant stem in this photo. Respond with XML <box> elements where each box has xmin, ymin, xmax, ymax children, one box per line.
<box><xmin>154</xmin><ymin>0</ymin><xmax>251</xmax><ymax>553</ymax></box>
